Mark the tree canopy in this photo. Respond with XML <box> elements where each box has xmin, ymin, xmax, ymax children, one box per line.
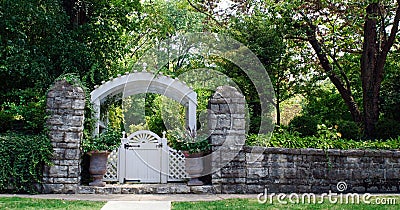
<box><xmin>1</xmin><ymin>0</ymin><xmax>399</xmax><ymax>139</ymax></box>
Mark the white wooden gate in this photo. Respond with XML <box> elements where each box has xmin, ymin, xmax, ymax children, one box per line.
<box><xmin>118</xmin><ymin>130</ymin><xmax>168</xmax><ymax>183</ymax></box>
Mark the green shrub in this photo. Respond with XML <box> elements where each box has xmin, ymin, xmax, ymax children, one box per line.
<box><xmin>0</xmin><ymin>111</ymin><xmax>14</xmax><ymax>132</ymax></box>
<box><xmin>375</xmin><ymin>118</ymin><xmax>400</xmax><ymax>140</ymax></box>
<box><xmin>0</xmin><ymin>132</ymin><xmax>52</xmax><ymax>193</ymax></box>
<box><xmin>335</xmin><ymin>120</ymin><xmax>362</xmax><ymax>140</ymax></box>
<box><xmin>246</xmin><ymin>132</ymin><xmax>400</xmax><ymax>150</ymax></box>
<box><xmin>288</xmin><ymin>115</ymin><xmax>320</xmax><ymax>137</ymax></box>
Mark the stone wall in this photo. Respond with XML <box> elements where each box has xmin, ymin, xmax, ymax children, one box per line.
<box><xmin>214</xmin><ymin>146</ymin><xmax>400</xmax><ymax>193</ymax></box>
<box><xmin>209</xmin><ymin>85</ymin><xmax>400</xmax><ymax>194</ymax></box>
<box><xmin>43</xmin><ymin>80</ymin><xmax>85</xmax><ymax>193</ymax></box>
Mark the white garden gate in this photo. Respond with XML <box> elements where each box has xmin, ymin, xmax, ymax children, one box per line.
<box><xmin>118</xmin><ymin>130</ymin><xmax>168</xmax><ymax>183</ymax></box>
<box><xmin>103</xmin><ymin>130</ymin><xmax>189</xmax><ymax>183</ymax></box>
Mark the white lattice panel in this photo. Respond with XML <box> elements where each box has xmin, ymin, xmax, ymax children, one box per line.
<box><xmin>104</xmin><ymin>149</ymin><xmax>118</xmax><ymax>181</ymax></box>
<box><xmin>168</xmin><ymin>147</ymin><xmax>189</xmax><ymax>181</ymax></box>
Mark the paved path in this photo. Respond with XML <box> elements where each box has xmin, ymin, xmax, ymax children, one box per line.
<box><xmin>101</xmin><ymin>201</ymin><xmax>171</xmax><ymax>210</ymax></box>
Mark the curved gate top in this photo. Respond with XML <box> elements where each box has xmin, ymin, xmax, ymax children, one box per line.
<box><xmin>90</xmin><ymin>71</ymin><xmax>197</xmax><ymax>134</ymax></box>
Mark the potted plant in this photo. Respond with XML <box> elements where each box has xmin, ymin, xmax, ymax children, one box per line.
<box><xmin>82</xmin><ymin>128</ymin><xmax>121</xmax><ymax>187</ymax></box>
<box><xmin>168</xmin><ymin>128</ymin><xmax>210</xmax><ymax>186</ymax></box>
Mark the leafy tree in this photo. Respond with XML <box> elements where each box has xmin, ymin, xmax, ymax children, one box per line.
<box><xmin>270</xmin><ymin>0</ymin><xmax>400</xmax><ymax>138</ymax></box>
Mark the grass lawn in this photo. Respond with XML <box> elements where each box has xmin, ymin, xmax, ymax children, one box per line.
<box><xmin>172</xmin><ymin>197</ymin><xmax>400</xmax><ymax>210</ymax></box>
<box><xmin>0</xmin><ymin>197</ymin><xmax>105</xmax><ymax>210</ymax></box>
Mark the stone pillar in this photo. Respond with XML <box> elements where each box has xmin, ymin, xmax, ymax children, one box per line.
<box><xmin>43</xmin><ymin>80</ymin><xmax>85</xmax><ymax>193</ymax></box>
<box><xmin>208</xmin><ymin>86</ymin><xmax>246</xmax><ymax>193</ymax></box>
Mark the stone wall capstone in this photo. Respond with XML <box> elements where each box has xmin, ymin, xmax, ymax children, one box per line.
<box><xmin>43</xmin><ymin>80</ymin><xmax>85</xmax><ymax>193</ymax></box>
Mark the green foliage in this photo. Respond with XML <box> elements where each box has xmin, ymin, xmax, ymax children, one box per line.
<box><xmin>145</xmin><ymin>94</ymin><xmax>167</xmax><ymax>137</ymax></box>
<box><xmin>335</xmin><ymin>120</ymin><xmax>362</xmax><ymax>140</ymax></box>
<box><xmin>0</xmin><ymin>89</ymin><xmax>46</xmax><ymax>133</ymax></box>
<box><xmin>247</xmin><ymin>132</ymin><xmax>400</xmax><ymax>150</ymax></box>
<box><xmin>167</xmin><ymin>128</ymin><xmax>210</xmax><ymax>154</ymax></box>
<box><xmin>380</xmin><ymin>58</ymin><xmax>400</xmax><ymax>122</ymax></box>
<box><xmin>375</xmin><ymin>118</ymin><xmax>400</xmax><ymax>140</ymax></box>
<box><xmin>288</xmin><ymin>115</ymin><xmax>320</xmax><ymax>137</ymax></box>
<box><xmin>0</xmin><ymin>132</ymin><xmax>52</xmax><ymax>194</ymax></box>
<box><xmin>302</xmin><ymin>83</ymin><xmax>355</xmax><ymax>124</ymax></box>
<box><xmin>82</xmin><ymin>129</ymin><xmax>121</xmax><ymax>153</ymax></box>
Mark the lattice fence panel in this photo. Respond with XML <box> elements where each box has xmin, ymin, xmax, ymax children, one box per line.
<box><xmin>103</xmin><ymin>149</ymin><xmax>118</xmax><ymax>181</ymax></box>
<box><xmin>168</xmin><ymin>147</ymin><xmax>189</xmax><ymax>181</ymax></box>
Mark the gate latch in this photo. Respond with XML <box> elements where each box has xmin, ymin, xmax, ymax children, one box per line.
<box><xmin>124</xmin><ymin>143</ymin><xmax>140</xmax><ymax>149</ymax></box>
<box><xmin>156</xmin><ymin>143</ymin><xmax>163</xmax><ymax>148</ymax></box>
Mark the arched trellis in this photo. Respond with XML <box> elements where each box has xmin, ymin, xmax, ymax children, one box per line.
<box><xmin>90</xmin><ymin>71</ymin><xmax>197</xmax><ymax>134</ymax></box>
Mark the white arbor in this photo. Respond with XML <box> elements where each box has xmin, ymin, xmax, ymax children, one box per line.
<box><xmin>90</xmin><ymin>71</ymin><xmax>197</xmax><ymax>134</ymax></box>
<box><xmin>90</xmin><ymin>71</ymin><xmax>197</xmax><ymax>183</ymax></box>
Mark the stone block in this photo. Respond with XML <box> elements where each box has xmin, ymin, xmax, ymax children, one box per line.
<box><xmin>48</xmin><ymin>115</ymin><xmax>64</xmax><ymax>125</ymax></box>
<box><xmin>312</xmin><ymin>169</ymin><xmax>327</xmax><ymax>179</ymax></box>
<box><xmin>42</xmin><ymin>184</ymin><xmax>64</xmax><ymax>194</ymax></box>
<box><xmin>74</xmin><ymin>110</ymin><xmax>85</xmax><ymax>116</ymax></box>
<box><xmin>341</xmin><ymin>149</ymin><xmax>365</xmax><ymax>157</ymax></box>
<box><xmin>47</xmin><ymin>90</ymin><xmax>59</xmax><ymax>98</ymax></box>
<box><xmin>53</xmin><ymin>178</ymin><xmax>79</xmax><ymax>184</ymax></box>
<box><xmin>49</xmin><ymin>131</ymin><xmax>64</xmax><ymax>142</ymax></box>
<box><xmin>221</xmin><ymin>184</ymin><xmax>247</xmax><ymax>193</ymax></box>
<box><xmin>386</xmin><ymin>168</ymin><xmax>400</xmax><ymax>179</ymax></box>
<box><xmin>49</xmin><ymin>165</ymin><xmax>68</xmax><ymax>177</ymax></box>
<box><xmin>70</xmin><ymin>116</ymin><xmax>84</xmax><ymax>127</ymax></box>
<box><xmin>68</xmin><ymin>165</ymin><xmax>80</xmax><ymax>177</ymax></box>
<box><xmin>211</xmin><ymin>135</ymin><xmax>225</xmax><ymax>146</ymax></box>
<box><xmin>64</xmin><ymin>149</ymin><xmax>80</xmax><ymax>160</ymax></box>
<box><xmin>219</xmin><ymin>104</ymin><xmax>231</xmax><ymax>114</ymax></box>
<box><xmin>283</xmin><ymin>168</ymin><xmax>297</xmax><ymax>179</ymax></box>
<box><xmin>301</xmin><ymin>148</ymin><xmax>324</xmax><ymax>155</ymax></box>
<box><xmin>53</xmin><ymin>143</ymin><xmax>80</xmax><ymax>149</ymax></box>
<box><xmin>111</xmin><ymin>187</ymin><xmax>122</xmax><ymax>194</ymax></box>
<box><xmin>77</xmin><ymin>186</ymin><xmax>95</xmax><ymax>194</ymax></box>
<box><xmin>247</xmin><ymin>168</ymin><xmax>267</xmax><ymax>178</ymax></box>
<box><xmin>190</xmin><ymin>185</ymin><xmax>217</xmax><ymax>194</ymax></box>
<box><xmin>57</xmin><ymin>99</ymin><xmax>72</xmax><ymax>109</ymax></box>
<box><xmin>155</xmin><ymin>186</ymin><xmax>171</xmax><ymax>194</ymax></box>
<box><xmin>233</xmin><ymin>118</ymin><xmax>245</xmax><ymax>130</ymax></box>
<box><xmin>64</xmin><ymin>132</ymin><xmax>81</xmax><ymax>142</ymax></box>
<box><xmin>172</xmin><ymin>185</ymin><xmax>190</xmax><ymax>193</ymax></box>
<box><xmin>72</xmin><ymin>99</ymin><xmax>85</xmax><ymax>110</ymax></box>
<box><xmin>217</xmin><ymin>117</ymin><xmax>231</xmax><ymax>129</ymax></box>
<box><xmin>246</xmin><ymin>185</ymin><xmax>265</xmax><ymax>193</ymax></box>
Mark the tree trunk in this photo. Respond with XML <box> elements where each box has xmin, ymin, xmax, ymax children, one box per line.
<box><xmin>276</xmin><ymin>79</ymin><xmax>281</xmax><ymax>126</ymax></box>
<box><xmin>305</xmin><ymin>26</ymin><xmax>362</xmax><ymax>123</ymax></box>
<box><xmin>361</xmin><ymin>3</ymin><xmax>384</xmax><ymax>139</ymax></box>
<box><xmin>62</xmin><ymin>0</ymin><xmax>88</xmax><ymax>27</ymax></box>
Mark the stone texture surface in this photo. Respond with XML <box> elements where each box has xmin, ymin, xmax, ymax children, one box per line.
<box><xmin>208</xmin><ymin>86</ymin><xmax>247</xmax><ymax>193</ymax></box>
<box><xmin>212</xmin><ymin>146</ymin><xmax>400</xmax><ymax>194</ymax></box>
<box><xmin>43</xmin><ymin>80</ymin><xmax>85</xmax><ymax>194</ymax></box>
